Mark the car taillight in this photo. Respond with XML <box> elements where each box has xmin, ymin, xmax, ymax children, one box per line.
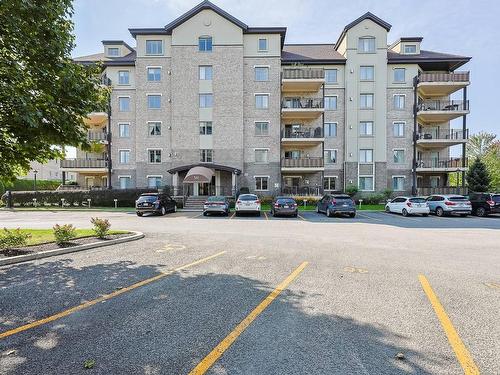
<box><xmin>293</xmin><ymin>203</ymin><xmax>297</xmax><ymax>207</ymax></box>
<box><xmin>486</xmin><ymin>200</ymin><xmax>495</xmax><ymax>206</ymax></box>
<box><xmin>155</xmin><ymin>200</ymin><xmax>160</xmax><ymax>204</ymax></box>
<box><xmin>274</xmin><ymin>203</ymin><xmax>279</xmax><ymax>207</ymax></box>
<box><xmin>406</xmin><ymin>202</ymin><xmax>412</xmax><ymax>207</ymax></box>
<box><xmin>465</xmin><ymin>201</ymin><xmax>471</xmax><ymax>205</ymax></box>
<box><xmin>445</xmin><ymin>201</ymin><xmax>456</xmax><ymax>206</ymax></box>
<box><xmin>236</xmin><ymin>200</ymin><xmax>241</xmax><ymax>204</ymax></box>
<box><xmin>256</xmin><ymin>199</ymin><xmax>261</xmax><ymax>204</ymax></box>
<box><xmin>204</xmin><ymin>201</ymin><xmax>208</xmax><ymax>205</ymax></box>
<box><xmin>331</xmin><ymin>199</ymin><xmax>337</xmax><ymax>205</ymax></box>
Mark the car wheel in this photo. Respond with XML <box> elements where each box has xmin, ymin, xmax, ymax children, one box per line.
<box><xmin>402</xmin><ymin>208</ymin><xmax>408</xmax><ymax>217</ymax></box>
<box><xmin>385</xmin><ymin>205</ymin><xmax>391</xmax><ymax>213</ymax></box>
<box><xmin>460</xmin><ymin>214</ymin><xmax>468</xmax><ymax>217</ymax></box>
<box><xmin>476</xmin><ymin>207</ymin><xmax>486</xmax><ymax>217</ymax></box>
<box><xmin>293</xmin><ymin>212</ymin><xmax>298</xmax><ymax>218</ymax></box>
<box><xmin>422</xmin><ymin>214</ymin><xmax>429</xmax><ymax>217</ymax></box>
<box><xmin>136</xmin><ymin>212</ymin><xmax>143</xmax><ymax>217</ymax></box>
<box><xmin>436</xmin><ymin>207</ymin><xmax>444</xmax><ymax>217</ymax></box>
<box><xmin>316</xmin><ymin>205</ymin><xmax>320</xmax><ymax>213</ymax></box>
<box><xmin>161</xmin><ymin>206</ymin><xmax>166</xmax><ymax>216</ymax></box>
<box><xmin>173</xmin><ymin>205</ymin><xmax>177</xmax><ymax>213</ymax></box>
<box><xmin>349</xmin><ymin>213</ymin><xmax>356</xmax><ymax>218</ymax></box>
<box><xmin>203</xmin><ymin>211</ymin><xmax>208</xmax><ymax>216</ymax></box>
<box><xmin>326</xmin><ymin>208</ymin><xmax>332</xmax><ymax>217</ymax></box>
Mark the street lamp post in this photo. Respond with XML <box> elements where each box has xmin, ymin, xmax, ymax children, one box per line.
<box><xmin>33</xmin><ymin>169</ymin><xmax>38</xmax><ymax>192</ymax></box>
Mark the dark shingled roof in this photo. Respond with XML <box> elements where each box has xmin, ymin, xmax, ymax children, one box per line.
<box><xmin>73</xmin><ymin>50</ymin><xmax>136</xmax><ymax>67</ymax></box>
<box><xmin>388</xmin><ymin>49</ymin><xmax>471</xmax><ymax>70</ymax></box>
<box><xmin>335</xmin><ymin>12</ymin><xmax>391</xmax><ymax>48</ymax></box>
<box><xmin>282</xmin><ymin>44</ymin><xmax>346</xmax><ymax>64</ymax></box>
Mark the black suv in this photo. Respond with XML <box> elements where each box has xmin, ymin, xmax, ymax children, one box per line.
<box><xmin>469</xmin><ymin>192</ymin><xmax>500</xmax><ymax>217</ymax></box>
<box><xmin>136</xmin><ymin>193</ymin><xmax>177</xmax><ymax>216</ymax></box>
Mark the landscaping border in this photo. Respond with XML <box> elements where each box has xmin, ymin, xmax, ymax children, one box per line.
<box><xmin>0</xmin><ymin>231</ymin><xmax>144</xmax><ymax>266</ymax></box>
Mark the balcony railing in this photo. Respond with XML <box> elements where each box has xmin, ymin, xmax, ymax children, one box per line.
<box><xmin>417</xmin><ymin>186</ymin><xmax>468</xmax><ymax>196</ymax></box>
<box><xmin>282</xmin><ymin>157</ymin><xmax>324</xmax><ymax>168</ymax></box>
<box><xmin>281</xmin><ymin>186</ymin><xmax>324</xmax><ymax>196</ymax></box>
<box><xmin>417</xmin><ymin>100</ymin><xmax>469</xmax><ymax>112</ymax></box>
<box><xmin>416</xmin><ymin>158</ymin><xmax>467</xmax><ymax>169</ymax></box>
<box><xmin>282</xmin><ymin>98</ymin><xmax>324</xmax><ymax>109</ymax></box>
<box><xmin>282</xmin><ymin>68</ymin><xmax>325</xmax><ymax>80</ymax></box>
<box><xmin>417</xmin><ymin>129</ymin><xmax>468</xmax><ymax>141</ymax></box>
<box><xmin>60</xmin><ymin>159</ymin><xmax>107</xmax><ymax>168</ymax></box>
<box><xmin>282</xmin><ymin>127</ymin><xmax>324</xmax><ymax>139</ymax></box>
<box><xmin>418</xmin><ymin>71</ymin><xmax>470</xmax><ymax>83</ymax></box>
<box><xmin>88</xmin><ymin>131</ymin><xmax>107</xmax><ymax>141</ymax></box>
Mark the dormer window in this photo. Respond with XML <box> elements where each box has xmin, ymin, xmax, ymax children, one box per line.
<box><xmin>107</xmin><ymin>47</ymin><xmax>119</xmax><ymax>57</ymax></box>
<box><xmin>358</xmin><ymin>37</ymin><xmax>375</xmax><ymax>53</ymax></box>
<box><xmin>199</xmin><ymin>36</ymin><xmax>212</xmax><ymax>52</ymax></box>
<box><xmin>404</xmin><ymin>44</ymin><xmax>417</xmax><ymax>54</ymax></box>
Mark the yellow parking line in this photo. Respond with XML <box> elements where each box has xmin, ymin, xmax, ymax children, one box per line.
<box><xmin>418</xmin><ymin>275</ymin><xmax>480</xmax><ymax>375</ymax></box>
<box><xmin>188</xmin><ymin>261</ymin><xmax>309</xmax><ymax>375</ymax></box>
<box><xmin>0</xmin><ymin>251</ymin><xmax>226</xmax><ymax>340</ymax></box>
<box><xmin>229</xmin><ymin>212</ymin><xmax>236</xmax><ymax>219</ymax></box>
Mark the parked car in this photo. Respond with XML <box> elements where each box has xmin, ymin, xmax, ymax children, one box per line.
<box><xmin>385</xmin><ymin>196</ymin><xmax>430</xmax><ymax>217</ymax></box>
<box><xmin>136</xmin><ymin>193</ymin><xmax>177</xmax><ymax>216</ymax></box>
<box><xmin>203</xmin><ymin>196</ymin><xmax>230</xmax><ymax>216</ymax></box>
<box><xmin>426</xmin><ymin>194</ymin><xmax>471</xmax><ymax>217</ymax></box>
<box><xmin>271</xmin><ymin>197</ymin><xmax>298</xmax><ymax>217</ymax></box>
<box><xmin>235</xmin><ymin>194</ymin><xmax>261</xmax><ymax>216</ymax></box>
<box><xmin>469</xmin><ymin>192</ymin><xmax>500</xmax><ymax>217</ymax></box>
<box><xmin>316</xmin><ymin>194</ymin><xmax>356</xmax><ymax>217</ymax></box>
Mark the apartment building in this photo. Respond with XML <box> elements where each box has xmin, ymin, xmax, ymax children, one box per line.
<box><xmin>67</xmin><ymin>1</ymin><xmax>470</xmax><ymax>197</ymax></box>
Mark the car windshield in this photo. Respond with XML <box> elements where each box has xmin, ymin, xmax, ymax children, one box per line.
<box><xmin>492</xmin><ymin>195</ymin><xmax>500</xmax><ymax>202</ymax></box>
<box><xmin>333</xmin><ymin>195</ymin><xmax>351</xmax><ymax>200</ymax></box>
<box><xmin>239</xmin><ymin>195</ymin><xmax>258</xmax><ymax>201</ymax></box>
<box><xmin>207</xmin><ymin>196</ymin><xmax>225</xmax><ymax>202</ymax></box>
<box><xmin>449</xmin><ymin>196</ymin><xmax>468</xmax><ymax>201</ymax></box>
<box><xmin>409</xmin><ymin>198</ymin><xmax>426</xmax><ymax>203</ymax></box>
<box><xmin>277</xmin><ymin>198</ymin><xmax>296</xmax><ymax>204</ymax></box>
<box><xmin>138</xmin><ymin>195</ymin><xmax>157</xmax><ymax>203</ymax></box>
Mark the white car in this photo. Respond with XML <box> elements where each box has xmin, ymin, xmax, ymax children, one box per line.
<box><xmin>235</xmin><ymin>194</ymin><xmax>261</xmax><ymax>216</ymax></box>
<box><xmin>385</xmin><ymin>196</ymin><xmax>430</xmax><ymax>217</ymax></box>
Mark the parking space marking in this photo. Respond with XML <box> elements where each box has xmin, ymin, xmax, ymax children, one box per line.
<box><xmin>0</xmin><ymin>251</ymin><xmax>226</xmax><ymax>340</ymax></box>
<box><xmin>264</xmin><ymin>211</ymin><xmax>269</xmax><ymax>220</ymax></box>
<box><xmin>229</xmin><ymin>212</ymin><xmax>236</xmax><ymax>219</ymax></box>
<box><xmin>192</xmin><ymin>213</ymin><xmax>204</xmax><ymax>219</ymax></box>
<box><xmin>418</xmin><ymin>275</ymin><xmax>480</xmax><ymax>374</ymax></box>
<box><xmin>188</xmin><ymin>261</ymin><xmax>309</xmax><ymax>375</ymax></box>
<box><xmin>484</xmin><ymin>281</ymin><xmax>500</xmax><ymax>290</ymax></box>
<box><xmin>297</xmin><ymin>214</ymin><xmax>307</xmax><ymax>221</ymax></box>
<box><xmin>356</xmin><ymin>212</ymin><xmax>383</xmax><ymax>221</ymax></box>
<box><xmin>344</xmin><ymin>266</ymin><xmax>368</xmax><ymax>274</ymax></box>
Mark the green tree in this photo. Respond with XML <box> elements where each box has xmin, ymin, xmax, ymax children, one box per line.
<box><xmin>483</xmin><ymin>141</ymin><xmax>500</xmax><ymax>190</ymax></box>
<box><xmin>466</xmin><ymin>158</ymin><xmax>491</xmax><ymax>192</ymax></box>
<box><xmin>467</xmin><ymin>132</ymin><xmax>497</xmax><ymax>159</ymax></box>
<box><xmin>0</xmin><ymin>0</ymin><xmax>107</xmax><ymax>183</ymax></box>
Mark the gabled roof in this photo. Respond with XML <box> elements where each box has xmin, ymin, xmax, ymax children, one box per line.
<box><xmin>101</xmin><ymin>40</ymin><xmax>134</xmax><ymax>52</ymax></box>
<box><xmin>73</xmin><ymin>50</ymin><xmax>136</xmax><ymax>67</ymax></box>
<box><xmin>335</xmin><ymin>12</ymin><xmax>392</xmax><ymax>50</ymax></box>
<box><xmin>388</xmin><ymin>49</ymin><xmax>471</xmax><ymax>71</ymax></box>
<box><xmin>282</xmin><ymin>44</ymin><xmax>346</xmax><ymax>64</ymax></box>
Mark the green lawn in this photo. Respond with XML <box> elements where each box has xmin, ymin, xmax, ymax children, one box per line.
<box><xmin>15</xmin><ymin>229</ymin><xmax>129</xmax><ymax>246</ymax></box>
<box><xmin>7</xmin><ymin>207</ymin><xmax>135</xmax><ymax>213</ymax></box>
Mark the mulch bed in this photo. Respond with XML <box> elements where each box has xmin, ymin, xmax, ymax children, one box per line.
<box><xmin>0</xmin><ymin>233</ymin><xmax>131</xmax><ymax>258</ymax></box>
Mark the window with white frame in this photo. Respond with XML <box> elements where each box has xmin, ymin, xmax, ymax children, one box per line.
<box><xmin>325</xmin><ymin>69</ymin><xmax>338</xmax><ymax>84</ymax></box>
<box><xmin>323</xmin><ymin>176</ymin><xmax>337</xmax><ymax>191</ymax></box>
<box><xmin>199</xmin><ymin>121</ymin><xmax>213</xmax><ymax>135</ymax></box>
<box><xmin>147</xmin><ymin>94</ymin><xmax>161</xmax><ymax>109</ymax></box>
<box><xmin>255</xmin><ymin>176</ymin><xmax>268</xmax><ymax>190</ymax></box>
<box><xmin>324</xmin><ymin>96</ymin><xmax>337</xmax><ymax>110</ymax></box>
<box><xmin>324</xmin><ymin>122</ymin><xmax>337</xmax><ymax>137</ymax></box>
<box><xmin>254</xmin><ymin>67</ymin><xmax>269</xmax><ymax>81</ymax></box>
<box><xmin>148</xmin><ymin>121</ymin><xmax>161</xmax><ymax>136</ymax></box>
<box><xmin>392</xmin><ymin>176</ymin><xmax>405</xmax><ymax>191</ymax></box>
<box><xmin>393</xmin><ymin>149</ymin><xmax>405</xmax><ymax>163</ymax></box>
<box><xmin>255</xmin><ymin>122</ymin><xmax>269</xmax><ymax>136</ymax></box>
<box><xmin>358</xmin><ymin>37</ymin><xmax>376</xmax><ymax>53</ymax></box>
<box><xmin>148</xmin><ymin>176</ymin><xmax>162</xmax><ymax>188</ymax></box>
<box><xmin>199</xmin><ymin>66</ymin><xmax>213</xmax><ymax>80</ymax></box>
<box><xmin>284</xmin><ymin>150</ymin><xmax>301</xmax><ymax>159</ymax></box>
<box><xmin>360</xmin><ymin>94</ymin><xmax>374</xmax><ymax>109</ymax></box>
<box><xmin>359</xmin><ymin>176</ymin><xmax>374</xmax><ymax>191</ymax></box>
<box><xmin>360</xmin><ymin>66</ymin><xmax>374</xmax><ymax>81</ymax></box>
<box><xmin>255</xmin><ymin>94</ymin><xmax>269</xmax><ymax>109</ymax></box>
<box><xmin>394</xmin><ymin>68</ymin><xmax>406</xmax><ymax>82</ymax></box>
<box><xmin>393</xmin><ymin>94</ymin><xmax>405</xmax><ymax>109</ymax></box>
<box><xmin>255</xmin><ymin>149</ymin><xmax>268</xmax><ymax>163</ymax></box>
<box><xmin>119</xmin><ymin>150</ymin><xmax>130</xmax><ymax>164</ymax></box>
<box><xmin>147</xmin><ymin>67</ymin><xmax>161</xmax><ymax>81</ymax></box>
<box><xmin>107</xmin><ymin>47</ymin><xmax>119</xmax><ymax>57</ymax></box>
<box><xmin>393</xmin><ymin>122</ymin><xmax>405</xmax><ymax>137</ymax></box>
<box><xmin>146</xmin><ymin>40</ymin><xmax>163</xmax><ymax>55</ymax></box>
<box><xmin>200</xmin><ymin>149</ymin><xmax>213</xmax><ymax>162</ymax></box>
<box><xmin>118</xmin><ymin>123</ymin><xmax>130</xmax><ymax>138</ymax></box>
<box><xmin>148</xmin><ymin>149</ymin><xmax>161</xmax><ymax>163</ymax></box>
<box><xmin>119</xmin><ymin>176</ymin><xmax>131</xmax><ymax>189</ymax></box>
<box><xmin>324</xmin><ymin>149</ymin><xmax>337</xmax><ymax>164</ymax></box>
<box><xmin>118</xmin><ymin>70</ymin><xmax>129</xmax><ymax>85</ymax></box>
<box><xmin>118</xmin><ymin>97</ymin><xmax>130</xmax><ymax>112</ymax></box>
<box><xmin>258</xmin><ymin>38</ymin><xmax>268</xmax><ymax>51</ymax></box>
<box><xmin>359</xmin><ymin>149</ymin><xmax>373</xmax><ymax>163</ymax></box>
<box><xmin>359</xmin><ymin>121</ymin><xmax>373</xmax><ymax>136</ymax></box>
<box><xmin>404</xmin><ymin>44</ymin><xmax>417</xmax><ymax>54</ymax></box>
<box><xmin>199</xmin><ymin>94</ymin><xmax>213</xmax><ymax>108</ymax></box>
<box><xmin>199</xmin><ymin>36</ymin><xmax>212</xmax><ymax>52</ymax></box>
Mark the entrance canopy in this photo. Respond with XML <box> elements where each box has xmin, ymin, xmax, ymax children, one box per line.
<box><xmin>183</xmin><ymin>166</ymin><xmax>214</xmax><ymax>183</ymax></box>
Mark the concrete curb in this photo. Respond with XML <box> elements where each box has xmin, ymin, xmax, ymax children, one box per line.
<box><xmin>0</xmin><ymin>231</ymin><xmax>145</xmax><ymax>267</ymax></box>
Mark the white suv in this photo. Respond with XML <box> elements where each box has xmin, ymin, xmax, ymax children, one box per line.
<box><xmin>235</xmin><ymin>194</ymin><xmax>261</xmax><ymax>216</ymax></box>
<box><xmin>385</xmin><ymin>196</ymin><xmax>430</xmax><ymax>217</ymax></box>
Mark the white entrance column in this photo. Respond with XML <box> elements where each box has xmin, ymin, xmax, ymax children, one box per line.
<box><xmin>172</xmin><ymin>172</ymin><xmax>179</xmax><ymax>196</ymax></box>
<box><xmin>193</xmin><ymin>183</ymin><xmax>199</xmax><ymax>196</ymax></box>
<box><xmin>231</xmin><ymin>172</ymin><xmax>236</xmax><ymax>196</ymax></box>
<box><xmin>215</xmin><ymin>171</ymin><xmax>221</xmax><ymax>195</ymax></box>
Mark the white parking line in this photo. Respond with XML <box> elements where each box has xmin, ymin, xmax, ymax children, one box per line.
<box><xmin>356</xmin><ymin>212</ymin><xmax>382</xmax><ymax>221</ymax></box>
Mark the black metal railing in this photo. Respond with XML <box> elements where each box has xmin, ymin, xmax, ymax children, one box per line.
<box><xmin>418</xmin><ymin>71</ymin><xmax>469</xmax><ymax>83</ymax></box>
<box><xmin>417</xmin><ymin>128</ymin><xmax>469</xmax><ymax>141</ymax></box>
<box><xmin>417</xmin><ymin>186</ymin><xmax>468</xmax><ymax>196</ymax></box>
<box><xmin>282</xmin><ymin>68</ymin><xmax>325</xmax><ymax>80</ymax></box>
<box><xmin>417</xmin><ymin>100</ymin><xmax>469</xmax><ymax>112</ymax></box>
<box><xmin>282</xmin><ymin>127</ymin><xmax>324</xmax><ymax>139</ymax></box>
<box><xmin>282</xmin><ymin>98</ymin><xmax>324</xmax><ymax>109</ymax></box>
<box><xmin>169</xmin><ymin>185</ymin><xmax>234</xmax><ymax>197</ymax></box>
<box><xmin>88</xmin><ymin>131</ymin><xmax>107</xmax><ymax>141</ymax></box>
<box><xmin>281</xmin><ymin>157</ymin><xmax>324</xmax><ymax>168</ymax></box>
<box><xmin>416</xmin><ymin>158</ymin><xmax>467</xmax><ymax>169</ymax></box>
<box><xmin>281</xmin><ymin>186</ymin><xmax>324</xmax><ymax>196</ymax></box>
<box><xmin>60</xmin><ymin>159</ymin><xmax>107</xmax><ymax>168</ymax></box>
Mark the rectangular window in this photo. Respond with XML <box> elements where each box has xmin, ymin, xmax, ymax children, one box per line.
<box><xmin>147</xmin><ymin>67</ymin><xmax>161</xmax><ymax>81</ymax></box>
<box><xmin>359</xmin><ymin>121</ymin><xmax>373</xmax><ymax>136</ymax></box>
<box><xmin>324</xmin><ymin>149</ymin><xmax>337</xmax><ymax>164</ymax></box>
<box><xmin>146</xmin><ymin>40</ymin><xmax>163</xmax><ymax>55</ymax></box>
<box><xmin>360</xmin><ymin>94</ymin><xmax>374</xmax><ymax>109</ymax></box>
<box><xmin>392</xmin><ymin>176</ymin><xmax>405</xmax><ymax>191</ymax></box>
<box><xmin>393</xmin><ymin>122</ymin><xmax>405</xmax><ymax>137</ymax></box>
<box><xmin>323</xmin><ymin>177</ymin><xmax>337</xmax><ymax>191</ymax></box>
<box><xmin>393</xmin><ymin>95</ymin><xmax>405</xmax><ymax>110</ymax></box>
<box><xmin>255</xmin><ymin>149</ymin><xmax>268</xmax><ymax>163</ymax></box>
<box><xmin>324</xmin><ymin>96</ymin><xmax>337</xmax><ymax>110</ymax></box>
<box><xmin>393</xmin><ymin>149</ymin><xmax>405</xmax><ymax>163</ymax></box>
<box><xmin>119</xmin><ymin>150</ymin><xmax>130</xmax><ymax>164</ymax></box>
<box><xmin>359</xmin><ymin>176</ymin><xmax>374</xmax><ymax>191</ymax></box>
<box><xmin>200</xmin><ymin>149</ymin><xmax>213</xmax><ymax>162</ymax></box>
<box><xmin>107</xmin><ymin>47</ymin><xmax>119</xmax><ymax>57</ymax></box>
<box><xmin>284</xmin><ymin>150</ymin><xmax>301</xmax><ymax>159</ymax></box>
<box><xmin>148</xmin><ymin>176</ymin><xmax>162</xmax><ymax>188</ymax></box>
<box><xmin>199</xmin><ymin>121</ymin><xmax>213</xmax><ymax>135</ymax></box>
<box><xmin>199</xmin><ymin>94</ymin><xmax>213</xmax><ymax>108</ymax></box>
<box><xmin>255</xmin><ymin>94</ymin><xmax>269</xmax><ymax>109</ymax></box>
<box><xmin>148</xmin><ymin>149</ymin><xmax>162</xmax><ymax>163</ymax></box>
<box><xmin>360</xmin><ymin>66</ymin><xmax>374</xmax><ymax>81</ymax></box>
<box><xmin>147</xmin><ymin>95</ymin><xmax>161</xmax><ymax>109</ymax></box>
<box><xmin>255</xmin><ymin>122</ymin><xmax>269</xmax><ymax>136</ymax></box>
<box><xmin>118</xmin><ymin>123</ymin><xmax>130</xmax><ymax>138</ymax></box>
<box><xmin>119</xmin><ymin>176</ymin><xmax>131</xmax><ymax>189</ymax></box>
<box><xmin>255</xmin><ymin>176</ymin><xmax>268</xmax><ymax>190</ymax></box>
<box><xmin>258</xmin><ymin>38</ymin><xmax>268</xmax><ymax>51</ymax></box>
<box><xmin>324</xmin><ymin>122</ymin><xmax>337</xmax><ymax>137</ymax></box>
<box><xmin>199</xmin><ymin>66</ymin><xmax>213</xmax><ymax>80</ymax></box>
<box><xmin>325</xmin><ymin>69</ymin><xmax>338</xmax><ymax>84</ymax></box>
<box><xmin>148</xmin><ymin>121</ymin><xmax>161</xmax><ymax>136</ymax></box>
<box><xmin>199</xmin><ymin>36</ymin><xmax>212</xmax><ymax>52</ymax></box>
<box><xmin>358</xmin><ymin>37</ymin><xmax>375</xmax><ymax>53</ymax></box>
<box><xmin>394</xmin><ymin>68</ymin><xmax>405</xmax><ymax>82</ymax></box>
<box><xmin>118</xmin><ymin>70</ymin><xmax>129</xmax><ymax>85</ymax></box>
<box><xmin>254</xmin><ymin>67</ymin><xmax>269</xmax><ymax>81</ymax></box>
<box><xmin>118</xmin><ymin>97</ymin><xmax>130</xmax><ymax>112</ymax></box>
<box><xmin>404</xmin><ymin>44</ymin><xmax>417</xmax><ymax>54</ymax></box>
<box><xmin>359</xmin><ymin>149</ymin><xmax>373</xmax><ymax>163</ymax></box>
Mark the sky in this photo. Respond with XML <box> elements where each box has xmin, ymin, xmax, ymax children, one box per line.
<box><xmin>72</xmin><ymin>0</ymin><xmax>499</xmax><ymax>136</ymax></box>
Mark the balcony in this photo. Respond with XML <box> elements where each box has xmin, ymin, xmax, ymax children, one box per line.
<box><xmin>84</xmin><ymin>112</ymin><xmax>108</xmax><ymax>126</ymax></box>
<box><xmin>417</xmin><ymin>186</ymin><xmax>468</xmax><ymax>196</ymax></box>
<box><xmin>281</xmin><ymin>157</ymin><xmax>324</xmax><ymax>172</ymax></box>
<box><xmin>281</xmin><ymin>68</ymin><xmax>325</xmax><ymax>93</ymax></box>
<box><xmin>416</xmin><ymin>158</ymin><xmax>467</xmax><ymax>173</ymax></box>
<box><xmin>281</xmin><ymin>127</ymin><xmax>324</xmax><ymax>146</ymax></box>
<box><xmin>417</xmin><ymin>71</ymin><xmax>470</xmax><ymax>97</ymax></box>
<box><xmin>60</xmin><ymin>158</ymin><xmax>107</xmax><ymax>172</ymax></box>
<box><xmin>416</xmin><ymin>128</ymin><xmax>468</xmax><ymax>148</ymax></box>
<box><xmin>417</xmin><ymin>100</ymin><xmax>469</xmax><ymax>123</ymax></box>
<box><xmin>88</xmin><ymin>131</ymin><xmax>108</xmax><ymax>142</ymax></box>
<box><xmin>281</xmin><ymin>98</ymin><xmax>324</xmax><ymax>120</ymax></box>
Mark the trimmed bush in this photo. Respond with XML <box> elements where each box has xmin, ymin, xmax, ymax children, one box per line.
<box><xmin>345</xmin><ymin>185</ymin><xmax>359</xmax><ymax>197</ymax></box>
<box><xmin>91</xmin><ymin>217</ymin><xmax>111</xmax><ymax>239</ymax></box>
<box><xmin>358</xmin><ymin>193</ymin><xmax>385</xmax><ymax>205</ymax></box>
<box><xmin>53</xmin><ymin>224</ymin><xmax>76</xmax><ymax>245</ymax></box>
<box><xmin>0</xmin><ymin>179</ymin><xmax>60</xmax><ymax>195</ymax></box>
<box><xmin>0</xmin><ymin>228</ymin><xmax>31</xmax><ymax>250</ymax></box>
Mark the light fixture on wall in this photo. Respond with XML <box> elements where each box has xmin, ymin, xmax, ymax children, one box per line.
<box><xmin>167</xmin><ymin>70</ymin><xmax>171</xmax><ymax>75</ymax></box>
<box><xmin>349</xmin><ymin>152</ymin><xmax>353</xmax><ymax>157</ymax></box>
<box><xmin>349</xmin><ymin>179</ymin><xmax>353</xmax><ymax>184</ymax></box>
<box><xmin>349</xmin><ymin>97</ymin><xmax>353</xmax><ymax>101</ymax></box>
<box><xmin>350</xmin><ymin>69</ymin><xmax>354</xmax><ymax>73</ymax></box>
<box><xmin>168</xmin><ymin>98</ymin><xmax>172</xmax><ymax>103</ymax></box>
<box><xmin>349</xmin><ymin>125</ymin><xmax>353</xmax><ymax>129</ymax></box>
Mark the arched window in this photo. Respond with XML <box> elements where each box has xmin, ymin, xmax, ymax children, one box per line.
<box><xmin>199</xmin><ymin>36</ymin><xmax>212</xmax><ymax>52</ymax></box>
<box><xmin>358</xmin><ymin>37</ymin><xmax>375</xmax><ymax>53</ymax></box>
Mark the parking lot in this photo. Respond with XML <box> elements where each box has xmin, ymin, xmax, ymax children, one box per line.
<box><xmin>0</xmin><ymin>209</ymin><xmax>499</xmax><ymax>374</ymax></box>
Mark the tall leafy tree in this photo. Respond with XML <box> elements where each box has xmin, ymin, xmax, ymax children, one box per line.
<box><xmin>466</xmin><ymin>158</ymin><xmax>491</xmax><ymax>192</ymax></box>
<box><xmin>483</xmin><ymin>141</ymin><xmax>500</xmax><ymax>190</ymax></box>
<box><xmin>467</xmin><ymin>132</ymin><xmax>497</xmax><ymax>159</ymax></box>
<box><xmin>0</xmin><ymin>0</ymin><xmax>107</xmax><ymax>183</ymax></box>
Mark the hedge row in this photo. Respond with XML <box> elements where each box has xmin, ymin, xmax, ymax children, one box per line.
<box><xmin>0</xmin><ymin>179</ymin><xmax>60</xmax><ymax>195</ymax></box>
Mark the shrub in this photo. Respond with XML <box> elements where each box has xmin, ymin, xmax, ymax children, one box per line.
<box><xmin>359</xmin><ymin>193</ymin><xmax>385</xmax><ymax>205</ymax></box>
<box><xmin>90</xmin><ymin>217</ymin><xmax>111</xmax><ymax>239</ymax></box>
<box><xmin>0</xmin><ymin>228</ymin><xmax>31</xmax><ymax>250</ymax></box>
<box><xmin>345</xmin><ymin>185</ymin><xmax>358</xmax><ymax>197</ymax></box>
<box><xmin>53</xmin><ymin>224</ymin><xmax>76</xmax><ymax>245</ymax></box>
<box><xmin>382</xmin><ymin>189</ymin><xmax>393</xmax><ymax>201</ymax></box>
